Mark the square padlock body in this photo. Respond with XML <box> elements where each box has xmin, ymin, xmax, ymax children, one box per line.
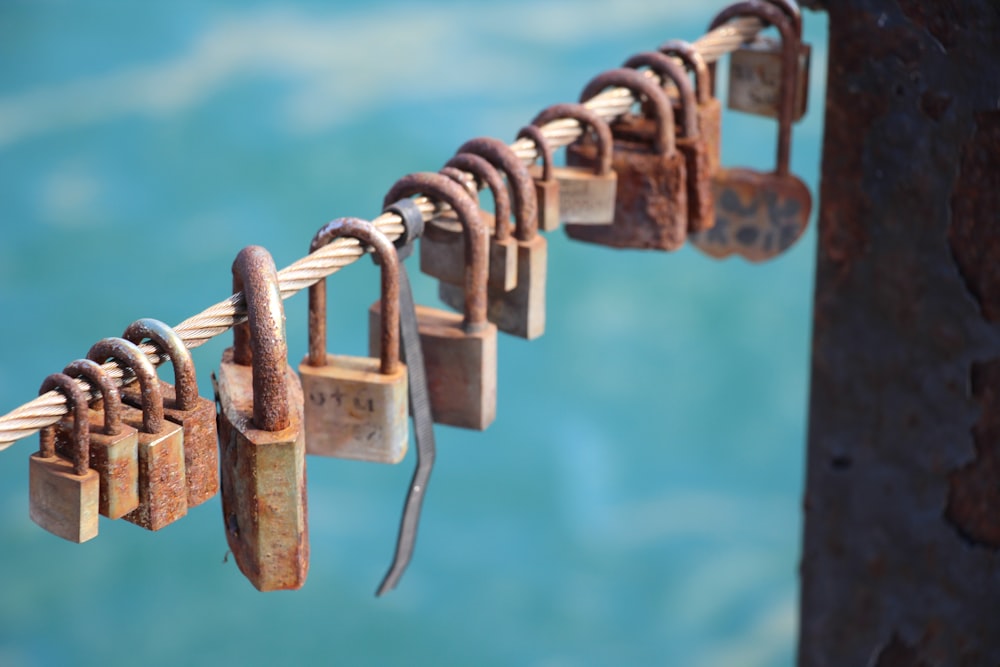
<box><xmin>29</xmin><ymin>453</ymin><xmax>99</xmax><ymax>543</ymax></box>
<box><xmin>551</xmin><ymin>166</ymin><xmax>617</xmax><ymax>225</ymax></box>
<box><xmin>216</xmin><ymin>348</ymin><xmax>309</xmax><ymax>592</ymax></box>
<box><xmin>55</xmin><ymin>410</ymin><xmax>139</xmax><ymax>519</ymax></box>
<box><xmin>528</xmin><ymin>164</ymin><xmax>561</xmax><ymax>232</ymax></box>
<box><xmin>299</xmin><ymin>354</ymin><xmax>408</xmax><ymax>463</ymax></box>
<box><xmin>726</xmin><ymin>38</ymin><xmax>810</xmax><ymax>121</ymax></box>
<box><xmin>119</xmin><ymin>404</ymin><xmax>187</xmax><ymax>531</ymax></box>
<box><xmin>369</xmin><ymin>302</ymin><xmax>497</xmax><ymax>431</ymax></box>
<box><xmin>676</xmin><ymin>135</ymin><xmax>715</xmax><ymax>232</ymax></box>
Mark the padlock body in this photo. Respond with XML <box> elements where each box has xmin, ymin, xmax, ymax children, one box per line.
<box><xmin>552</xmin><ymin>166</ymin><xmax>617</xmax><ymax>225</ymax></box>
<box><xmin>120</xmin><ymin>405</ymin><xmax>187</xmax><ymax>531</ymax></box>
<box><xmin>369</xmin><ymin>302</ymin><xmax>497</xmax><ymax>431</ymax></box>
<box><xmin>29</xmin><ymin>453</ymin><xmax>99</xmax><ymax>543</ymax></box>
<box><xmin>727</xmin><ymin>38</ymin><xmax>810</xmax><ymax>121</ymax></box>
<box><xmin>300</xmin><ymin>354</ymin><xmax>408</xmax><ymax>463</ymax></box>
<box><xmin>55</xmin><ymin>411</ymin><xmax>139</xmax><ymax>519</ymax></box>
<box><xmin>528</xmin><ymin>164</ymin><xmax>561</xmax><ymax>232</ymax></box>
<box><xmin>676</xmin><ymin>136</ymin><xmax>715</xmax><ymax>232</ymax></box>
<box><xmin>216</xmin><ymin>347</ymin><xmax>309</xmax><ymax>591</ymax></box>
<box><xmin>421</xmin><ymin>214</ymin><xmax>517</xmax><ymax>292</ymax></box>
<box><xmin>439</xmin><ymin>234</ymin><xmax>547</xmax><ymax>340</ymax></box>
<box><xmin>698</xmin><ymin>97</ymin><xmax>723</xmax><ymax>173</ymax></box>
<box><xmin>565</xmin><ymin>126</ymin><xmax>688</xmax><ymax>250</ymax></box>
<box><xmin>691</xmin><ymin>167</ymin><xmax>812</xmax><ymax>262</ymax></box>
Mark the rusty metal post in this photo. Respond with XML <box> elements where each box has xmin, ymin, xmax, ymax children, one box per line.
<box><xmin>799</xmin><ymin>1</ymin><xmax>1000</xmax><ymax>665</ymax></box>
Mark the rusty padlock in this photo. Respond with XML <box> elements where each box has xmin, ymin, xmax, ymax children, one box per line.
<box><xmin>568</xmin><ymin>68</ymin><xmax>687</xmax><ymax>250</ymax></box>
<box><xmin>88</xmin><ymin>337</ymin><xmax>187</xmax><ymax>531</ymax></box>
<box><xmin>371</xmin><ymin>172</ymin><xmax>497</xmax><ymax>430</ymax></box>
<box><xmin>445</xmin><ymin>136</ymin><xmax>546</xmax><ymax>339</ymax></box>
<box><xmin>121</xmin><ymin>318</ymin><xmax>219</xmax><ymax>509</ymax></box>
<box><xmin>718</xmin><ymin>0</ymin><xmax>810</xmax><ymax>121</ymax></box>
<box><xmin>29</xmin><ymin>374</ymin><xmax>100</xmax><ymax>543</ymax></box>
<box><xmin>215</xmin><ymin>245</ymin><xmax>309</xmax><ymax>591</ymax></box>
<box><xmin>58</xmin><ymin>359</ymin><xmax>139</xmax><ymax>519</ymax></box>
<box><xmin>516</xmin><ymin>124</ymin><xmax>560</xmax><ymax>232</ymax></box>
<box><xmin>531</xmin><ymin>103</ymin><xmax>617</xmax><ymax>225</ymax></box>
<box><xmin>624</xmin><ymin>51</ymin><xmax>714</xmax><ymax>232</ymax></box>
<box><xmin>299</xmin><ymin>218</ymin><xmax>408</xmax><ymax>464</ymax></box>
<box><xmin>691</xmin><ymin>1</ymin><xmax>812</xmax><ymax>262</ymax></box>
<box><xmin>659</xmin><ymin>39</ymin><xmax>722</xmax><ymax>174</ymax></box>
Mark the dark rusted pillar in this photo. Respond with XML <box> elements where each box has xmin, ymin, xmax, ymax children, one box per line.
<box><xmin>799</xmin><ymin>1</ymin><xmax>1000</xmax><ymax>665</ymax></box>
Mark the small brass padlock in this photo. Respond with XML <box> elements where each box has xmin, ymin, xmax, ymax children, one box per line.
<box><xmin>531</xmin><ymin>103</ymin><xmax>617</xmax><ymax>225</ymax></box>
<box><xmin>516</xmin><ymin>124</ymin><xmax>560</xmax><ymax>232</ymax></box>
<box><xmin>659</xmin><ymin>39</ymin><xmax>722</xmax><ymax>174</ymax></box>
<box><xmin>691</xmin><ymin>1</ymin><xmax>812</xmax><ymax>262</ymax></box>
<box><xmin>29</xmin><ymin>373</ymin><xmax>100</xmax><ymax>543</ymax></box>
<box><xmin>216</xmin><ymin>245</ymin><xmax>309</xmax><ymax>591</ymax></box>
<box><xmin>568</xmin><ymin>68</ymin><xmax>688</xmax><ymax>250</ymax></box>
<box><xmin>88</xmin><ymin>338</ymin><xmax>188</xmax><ymax>531</ymax></box>
<box><xmin>299</xmin><ymin>217</ymin><xmax>408</xmax><ymax>463</ymax></box>
<box><xmin>58</xmin><ymin>359</ymin><xmax>139</xmax><ymax>519</ymax></box>
<box><xmin>371</xmin><ymin>172</ymin><xmax>497</xmax><ymax>430</ymax></box>
<box><xmin>122</xmin><ymin>318</ymin><xmax>219</xmax><ymax>509</ymax></box>
<box><xmin>624</xmin><ymin>51</ymin><xmax>714</xmax><ymax>232</ymax></box>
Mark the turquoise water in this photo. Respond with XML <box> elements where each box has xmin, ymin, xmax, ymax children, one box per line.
<box><xmin>0</xmin><ymin>3</ymin><xmax>827</xmax><ymax>665</ymax></box>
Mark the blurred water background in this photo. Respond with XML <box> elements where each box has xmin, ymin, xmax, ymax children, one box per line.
<box><xmin>0</xmin><ymin>2</ymin><xmax>827</xmax><ymax>665</ymax></box>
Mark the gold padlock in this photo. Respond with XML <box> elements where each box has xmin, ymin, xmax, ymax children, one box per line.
<box><xmin>299</xmin><ymin>217</ymin><xmax>408</xmax><ymax>463</ymax></box>
<box><xmin>530</xmin><ymin>103</ymin><xmax>617</xmax><ymax>225</ymax></box>
<box><xmin>371</xmin><ymin>172</ymin><xmax>497</xmax><ymax>430</ymax></box>
<box><xmin>88</xmin><ymin>338</ymin><xmax>187</xmax><ymax>531</ymax></box>
<box><xmin>516</xmin><ymin>124</ymin><xmax>561</xmax><ymax>232</ymax></box>
<box><xmin>215</xmin><ymin>245</ymin><xmax>309</xmax><ymax>591</ymax></box>
<box><xmin>658</xmin><ymin>39</ymin><xmax>722</xmax><ymax>174</ymax></box>
<box><xmin>58</xmin><ymin>359</ymin><xmax>139</xmax><ymax>519</ymax></box>
<box><xmin>29</xmin><ymin>373</ymin><xmax>100</xmax><ymax>543</ymax></box>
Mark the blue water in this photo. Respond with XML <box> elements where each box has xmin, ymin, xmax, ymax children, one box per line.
<box><xmin>0</xmin><ymin>3</ymin><xmax>827</xmax><ymax>665</ymax></box>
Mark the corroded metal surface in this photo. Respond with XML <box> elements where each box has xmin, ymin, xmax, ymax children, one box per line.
<box><xmin>800</xmin><ymin>1</ymin><xmax>1000</xmax><ymax>665</ymax></box>
<box><xmin>516</xmin><ymin>124</ymin><xmax>561</xmax><ymax>231</ymax></box>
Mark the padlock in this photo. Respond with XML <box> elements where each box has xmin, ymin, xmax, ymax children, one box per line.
<box><xmin>87</xmin><ymin>337</ymin><xmax>187</xmax><ymax>530</ymax></box>
<box><xmin>299</xmin><ymin>217</ymin><xmax>408</xmax><ymax>463</ymax></box>
<box><xmin>624</xmin><ymin>51</ymin><xmax>714</xmax><ymax>232</ymax></box>
<box><xmin>568</xmin><ymin>67</ymin><xmax>687</xmax><ymax>250</ymax></box>
<box><xmin>516</xmin><ymin>124</ymin><xmax>560</xmax><ymax>232</ymax></box>
<box><xmin>658</xmin><ymin>39</ymin><xmax>722</xmax><ymax>174</ymax></box>
<box><xmin>29</xmin><ymin>373</ymin><xmax>100</xmax><ymax>543</ymax></box>
<box><xmin>691</xmin><ymin>1</ymin><xmax>812</xmax><ymax>262</ymax></box>
<box><xmin>530</xmin><ymin>103</ymin><xmax>617</xmax><ymax>225</ymax></box>
<box><xmin>215</xmin><ymin>245</ymin><xmax>309</xmax><ymax>591</ymax></box>
<box><xmin>58</xmin><ymin>359</ymin><xmax>139</xmax><ymax>519</ymax></box>
<box><xmin>371</xmin><ymin>172</ymin><xmax>497</xmax><ymax>430</ymax></box>
<box><xmin>716</xmin><ymin>0</ymin><xmax>810</xmax><ymax>121</ymax></box>
<box><xmin>121</xmin><ymin>318</ymin><xmax>219</xmax><ymax>508</ymax></box>
<box><xmin>442</xmin><ymin>136</ymin><xmax>546</xmax><ymax>339</ymax></box>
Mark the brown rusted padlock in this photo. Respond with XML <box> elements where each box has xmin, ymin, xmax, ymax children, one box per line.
<box><xmin>658</xmin><ymin>39</ymin><xmax>722</xmax><ymax>175</ymax></box>
<box><xmin>58</xmin><ymin>359</ymin><xmax>139</xmax><ymax>519</ymax></box>
<box><xmin>121</xmin><ymin>318</ymin><xmax>219</xmax><ymax>509</ymax></box>
<box><xmin>446</xmin><ymin>136</ymin><xmax>546</xmax><ymax>339</ymax></box>
<box><xmin>623</xmin><ymin>51</ymin><xmax>714</xmax><ymax>232</ymax></box>
<box><xmin>215</xmin><ymin>245</ymin><xmax>309</xmax><ymax>591</ymax></box>
<box><xmin>299</xmin><ymin>218</ymin><xmax>408</xmax><ymax>463</ymax></box>
<box><xmin>691</xmin><ymin>1</ymin><xmax>812</xmax><ymax>262</ymax></box>
<box><xmin>718</xmin><ymin>0</ymin><xmax>810</xmax><ymax>121</ymax></box>
<box><xmin>568</xmin><ymin>68</ymin><xmax>687</xmax><ymax>250</ymax></box>
<box><xmin>516</xmin><ymin>124</ymin><xmax>560</xmax><ymax>232</ymax></box>
<box><xmin>88</xmin><ymin>338</ymin><xmax>187</xmax><ymax>530</ymax></box>
<box><xmin>371</xmin><ymin>172</ymin><xmax>497</xmax><ymax>430</ymax></box>
<box><xmin>29</xmin><ymin>374</ymin><xmax>100</xmax><ymax>543</ymax></box>
<box><xmin>531</xmin><ymin>103</ymin><xmax>617</xmax><ymax>225</ymax></box>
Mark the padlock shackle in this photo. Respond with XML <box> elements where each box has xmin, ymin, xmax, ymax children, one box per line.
<box><xmin>759</xmin><ymin>0</ymin><xmax>802</xmax><ymax>38</ymax></box>
<box><xmin>439</xmin><ymin>167</ymin><xmax>480</xmax><ymax>209</ymax></box>
<box><xmin>623</xmin><ymin>52</ymin><xmax>699</xmax><ymax>139</ymax></box>
<box><xmin>532</xmin><ymin>103</ymin><xmax>614</xmax><ymax>177</ymax></box>
<box><xmin>122</xmin><ymin>318</ymin><xmax>199</xmax><ymax>411</ymax></box>
<box><xmin>515</xmin><ymin>124</ymin><xmax>554</xmax><ymax>183</ymax></box>
<box><xmin>444</xmin><ymin>153</ymin><xmax>513</xmax><ymax>243</ymax></box>
<box><xmin>579</xmin><ymin>68</ymin><xmax>676</xmax><ymax>157</ymax></box>
<box><xmin>657</xmin><ymin>40</ymin><xmax>711</xmax><ymax>106</ymax></box>
<box><xmin>231</xmin><ymin>245</ymin><xmax>290</xmax><ymax>433</ymax></box>
<box><xmin>307</xmin><ymin>218</ymin><xmax>401</xmax><ymax>376</ymax></box>
<box><xmin>62</xmin><ymin>359</ymin><xmax>123</xmax><ymax>436</ymax></box>
<box><xmin>457</xmin><ymin>137</ymin><xmax>539</xmax><ymax>242</ymax></box>
<box><xmin>87</xmin><ymin>337</ymin><xmax>164</xmax><ymax>435</ymax></box>
<box><xmin>710</xmin><ymin>1</ymin><xmax>798</xmax><ymax>177</ymax></box>
<box><xmin>39</xmin><ymin>373</ymin><xmax>90</xmax><ymax>476</ymax></box>
<box><xmin>383</xmin><ymin>172</ymin><xmax>488</xmax><ymax>332</ymax></box>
